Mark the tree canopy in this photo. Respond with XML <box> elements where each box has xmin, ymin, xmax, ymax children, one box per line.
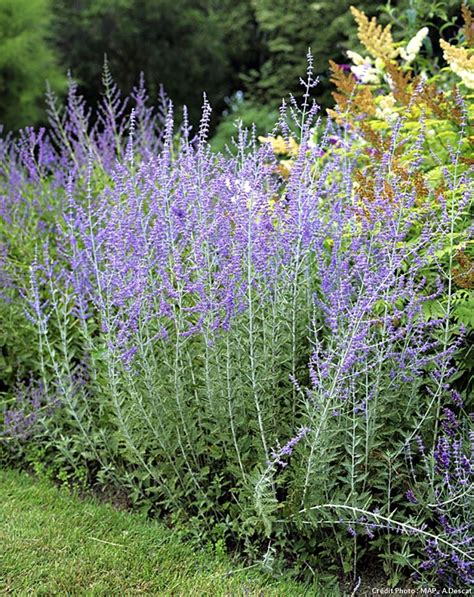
<box><xmin>0</xmin><ymin>0</ymin><xmax>65</xmax><ymax>130</ymax></box>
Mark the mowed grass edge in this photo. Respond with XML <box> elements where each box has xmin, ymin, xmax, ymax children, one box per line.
<box><xmin>0</xmin><ymin>469</ymin><xmax>324</xmax><ymax>596</ymax></box>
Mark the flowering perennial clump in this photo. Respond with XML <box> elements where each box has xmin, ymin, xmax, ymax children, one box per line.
<box><xmin>0</xmin><ymin>47</ymin><xmax>473</xmax><ymax>591</ymax></box>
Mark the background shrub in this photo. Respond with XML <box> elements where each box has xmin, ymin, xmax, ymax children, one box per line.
<box><xmin>0</xmin><ymin>0</ymin><xmax>66</xmax><ymax>130</ymax></box>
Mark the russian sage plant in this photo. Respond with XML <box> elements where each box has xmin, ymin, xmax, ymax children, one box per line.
<box><xmin>0</xmin><ymin>64</ymin><xmax>472</xmax><ymax>589</ymax></box>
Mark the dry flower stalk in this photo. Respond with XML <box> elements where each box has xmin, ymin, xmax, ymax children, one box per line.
<box><xmin>462</xmin><ymin>4</ymin><xmax>474</xmax><ymax>48</ymax></box>
<box><xmin>453</xmin><ymin>250</ymin><xmax>474</xmax><ymax>289</ymax></box>
<box><xmin>440</xmin><ymin>39</ymin><xmax>474</xmax><ymax>89</ymax></box>
<box><xmin>350</xmin><ymin>6</ymin><xmax>398</xmax><ymax>61</ymax></box>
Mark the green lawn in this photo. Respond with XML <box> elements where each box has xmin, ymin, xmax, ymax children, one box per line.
<box><xmin>0</xmin><ymin>469</ymin><xmax>321</xmax><ymax>596</ymax></box>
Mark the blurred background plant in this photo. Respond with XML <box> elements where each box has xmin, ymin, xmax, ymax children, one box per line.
<box><xmin>0</xmin><ymin>0</ymin><xmax>468</xmax><ymax>136</ymax></box>
<box><xmin>0</xmin><ymin>0</ymin><xmax>66</xmax><ymax>130</ymax></box>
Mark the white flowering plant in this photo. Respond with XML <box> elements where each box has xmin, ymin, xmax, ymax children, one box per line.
<box><xmin>327</xmin><ymin>5</ymin><xmax>473</xmax><ymax>176</ymax></box>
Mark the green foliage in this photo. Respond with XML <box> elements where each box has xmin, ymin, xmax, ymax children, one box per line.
<box><xmin>0</xmin><ymin>0</ymin><xmax>65</xmax><ymax>130</ymax></box>
<box><xmin>51</xmin><ymin>0</ymin><xmax>244</xmax><ymax>125</ymax></box>
<box><xmin>210</xmin><ymin>95</ymin><xmax>280</xmax><ymax>153</ymax></box>
<box><xmin>244</xmin><ymin>0</ymin><xmax>375</xmax><ymax>107</ymax></box>
<box><xmin>383</xmin><ymin>0</ymin><xmax>464</xmax><ymax>41</ymax></box>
